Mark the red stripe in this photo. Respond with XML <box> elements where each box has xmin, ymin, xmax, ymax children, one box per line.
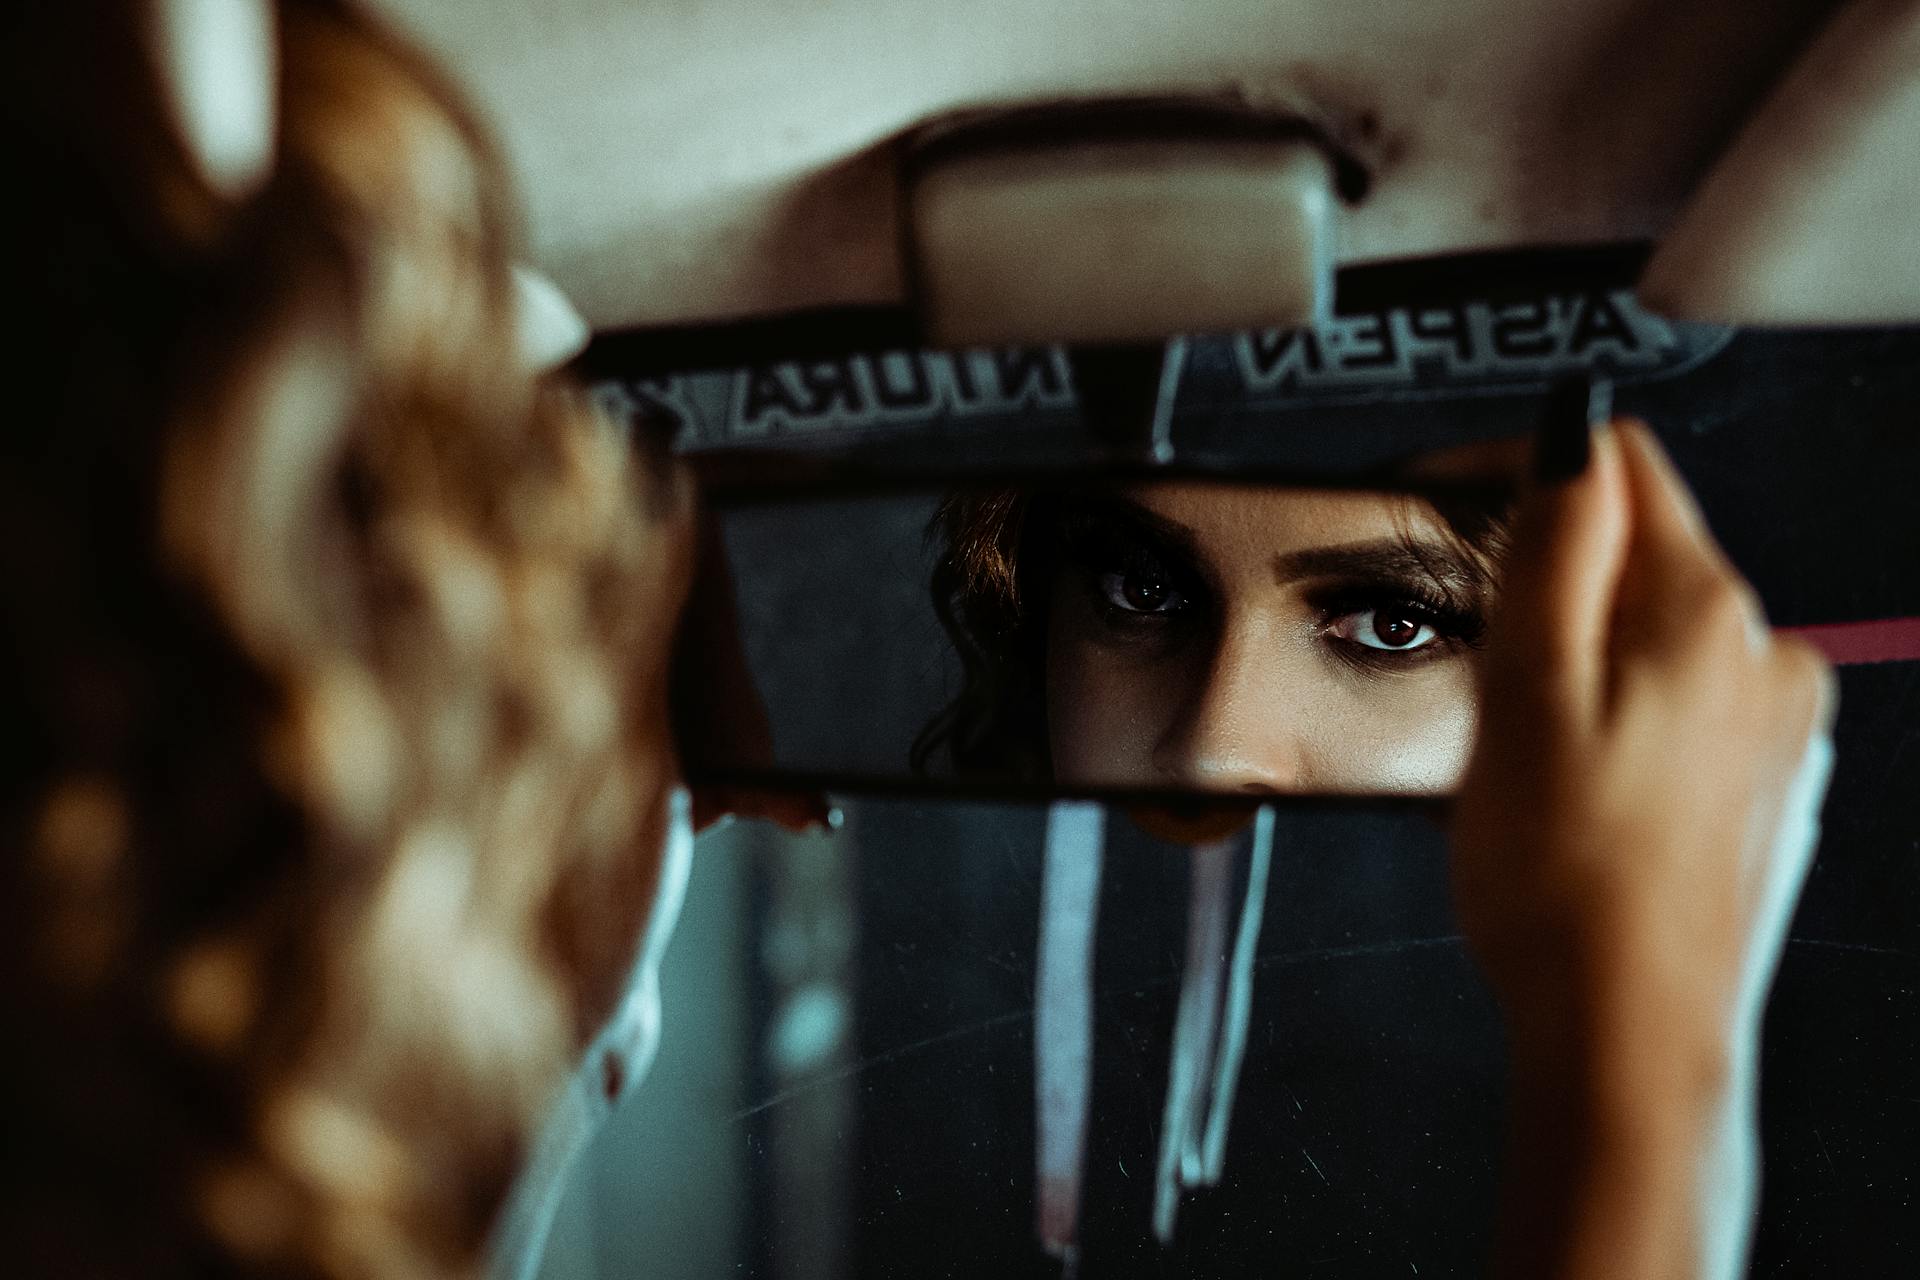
<box><xmin>1781</xmin><ymin>617</ymin><xmax>1920</xmax><ymax>666</ymax></box>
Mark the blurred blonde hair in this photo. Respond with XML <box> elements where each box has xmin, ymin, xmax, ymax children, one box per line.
<box><xmin>2</xmin><ymin>2</ymin><xmax>689</xmax><ymax>1276</ymax></box>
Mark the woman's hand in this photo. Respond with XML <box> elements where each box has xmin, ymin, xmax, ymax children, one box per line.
<box><xmin>1450</xmin><ymin>419</ymin><xmax>1835</xmax><ymax>1280</ymax></box>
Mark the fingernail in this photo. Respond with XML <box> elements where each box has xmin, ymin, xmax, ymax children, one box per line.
<box><xmin>1532</xmin><ymin>373</ymin><xmax>1611</xmax><ymax>484</ymax></box>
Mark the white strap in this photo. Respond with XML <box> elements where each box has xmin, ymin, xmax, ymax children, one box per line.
<box><xmin>1034</xmin><ymin>800</ymin><xmax>1106</xmax><ymax>1262</ymax></box>
<box><xmin>1153</xmin><ymin>809</ymin><xmax>1275</xmax><ymax>1243</ymax></box>
<box><xmin>488</xmin><ymin>787</ymin><xmax>697</xmax><ymax>1280</ymax></box>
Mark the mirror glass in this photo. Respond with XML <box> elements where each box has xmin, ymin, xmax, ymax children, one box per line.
<box><xmin>585</xmin><ymin>267</ymin><xmax>1920</xmax><ymax>800</ymax></box>
<box><xmin>570</xmin><ymin>756</ymin><xmax>1919</xmax><ymax>1276</ymax></box>
<box><xmin>691</xmin><ymin>474</ymin><xmax>1511</xmax><ymax>799</ymax></box>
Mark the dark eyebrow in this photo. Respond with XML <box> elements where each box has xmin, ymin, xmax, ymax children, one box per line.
<box><xmin>1272</xmin><ymin>539</ymin><xmax>1489</xmax><ymax>588</ymax></box>
<box><xmin>1059</xmin><ymin>492</ymin><xmax>1205</xmax><ymax>564</ymax></box>
<box><xmin>1062</xmin><ymin>492</ymin><xmax>1492</xmax><ymax>592</ymax></box>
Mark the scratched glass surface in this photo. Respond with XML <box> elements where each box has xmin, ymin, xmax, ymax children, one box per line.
<box><xmin>555</xmin><ymin>654</ymin><xmax>1918</xmax><ymax>1280</ymax></box>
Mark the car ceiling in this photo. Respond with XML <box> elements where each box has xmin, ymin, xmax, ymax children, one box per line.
<box><xmin>370</xmin><ymin>0</ymin><xmax>1845</xmax><ymax>331</ymax></box>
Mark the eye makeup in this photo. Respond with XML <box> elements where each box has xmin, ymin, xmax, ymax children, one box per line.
<box><xmin>1304</xmin><ymin>575</ymin><xmax>1488</xmax><ymax>674</ymax></box>
<box><xmin>1054</xmin><ymin>498</ymin><xmax>1209</xmax><ymax>641</ymax></box>
<box><xmin>1270</xmin><ymin>535</ymin><xmax>1493</xmax><ymax>675</ymax></box>
<box><xmin>1051</xmin><ymin>494</ymin><xmax>1489</xmax><ymax>675</ymax></box>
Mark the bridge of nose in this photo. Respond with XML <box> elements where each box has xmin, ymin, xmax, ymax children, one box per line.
<box><xmin>1150</xmin><ymin>610</ymin><xmax>1318</xmax><ymax>793</ymax></box>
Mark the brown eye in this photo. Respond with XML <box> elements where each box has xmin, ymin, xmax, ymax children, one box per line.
<box><xmin>1372</xmin><ymin>612</ymin><xmax>1425</xmax><ymax>647</ymax></box>
<box><xmin>1328</xmin><ymin>607</ymin><xmax>1439</xmax><ymax>651</ymax></box>
<box><xmin>1098</xmin><ymin>569</ymin><xmax>1184</xmax><ymax>615</ymax></box>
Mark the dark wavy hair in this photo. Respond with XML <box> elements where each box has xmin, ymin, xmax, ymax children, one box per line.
<box><xmin>911</xmin><ymin>481</ymin><xmax>1516</xmax><ymax>780</ymax></box>
<box><xmin>909</xmin><ymin>490</ymin><xmax>1061</xmax><ymax>780</ymax></box>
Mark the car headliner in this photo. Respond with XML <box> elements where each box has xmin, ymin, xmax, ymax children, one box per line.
<box><xmin>370</xmin><ymin>0</ymin><xmax>1843</xmax><ymax>332</ymax></box>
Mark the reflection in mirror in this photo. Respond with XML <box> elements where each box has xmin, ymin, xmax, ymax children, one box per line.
<box><xmin>660</xmin><ymin>316</ymin><xmax>1920</xmax><ymax>805</ymax></box>
<box><xmin>921</xmin><ymin>480</ymin><xmax>1509</xmax><ymax>796</ymax></box>
<box><xmin>692</xmin><ymin>474</ymin><xmax>1514</xmax><ymax>800</ymax></box>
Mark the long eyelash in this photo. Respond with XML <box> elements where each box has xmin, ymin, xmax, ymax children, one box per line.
<box><xmin>1084</xmin><ymin>562</ymin><xmax>1195</xmax><ymax>634</ymax></box>
<box><xmin>1055</xmin><ymin>512</ymin><xmax>1206</xmax><ymax>624</ymax></box>
<box><xmin>1309</xmin><ymin>575</ymin><xmax>1486</xmax><ymax>636</ymax></box>
<box><xmin>1308</xmin><ymin>577</ymin><xmax>1488</xmax><ymax>671</ymax></box>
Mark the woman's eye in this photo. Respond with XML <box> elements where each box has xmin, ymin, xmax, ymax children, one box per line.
<box><xmin>1097</xmin><ymin>569</ymin><xmax>1185</xmax><ymax>615</ymax></box>
<box><xmin>1328</xmin><ymin>607</ymin><xmax>1439</xmax><ymax>651</ymax></box>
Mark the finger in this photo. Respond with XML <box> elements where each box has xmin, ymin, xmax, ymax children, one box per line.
<box><xmin>1799</xmin><ymin>636</ymin><xmax>1842</xmax><ymax>742</ymax></box>
<box><xmin>1482</xmin><ymin>410</ymin><xmax>1631</xmax><ymax>726</ymax></box>
<box><xmin>1737</xmin><ymin>639</ymin><xmax>1838</xmax><ymax>1024</ymax></box>
<box><xmin>1743</xmin><ymin>636</ymin><xmax>1839</xmax><ymax>882</ymax></box>
<box><xmin>692</xmin><ymin>787</ymin><xmax>839</xmax><ymax>835</ymax></box>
